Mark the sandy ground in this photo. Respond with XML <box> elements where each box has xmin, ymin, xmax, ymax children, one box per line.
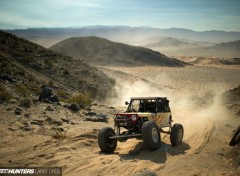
<box><xmin>0</xmin><ymin>65</ymin><xmax>240</xmax><ymax>175</ymax></box>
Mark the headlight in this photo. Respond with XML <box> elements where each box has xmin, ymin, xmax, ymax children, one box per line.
<box><xmin>130</xmin><ymin>115</ymin><xmax>137</xmax><ymax>121</ymax></box>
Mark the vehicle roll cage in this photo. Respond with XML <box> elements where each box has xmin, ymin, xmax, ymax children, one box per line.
<box><xmin>126</xmin><ymin>97</ymin><xmax>170</xmax><ymax>113</ymax></box>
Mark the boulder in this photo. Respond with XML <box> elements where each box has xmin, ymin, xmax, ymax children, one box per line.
<box><xmin>68</xmin><ymin>103</ymin><xmax>80</xmax><ymax>111</ymax></box>
<box><xmin>0</xmin><ymin>74</ymin><xmax>16</xmax><ymax>83</ymax></box>
<box><xmin>108</xmin><ymin>106</ymin><xmax>115</xmax><ymax>109</ymax></box>
<box><xmin>61</xmin><ymin>117</ymin><xmax>70</xmax><ymax>123</ymax></box>
<box><xmin>21</xmin><ymin>122</ymin><xmax>32</xmax><ymax>131</ymax></box>
<box><xmin>52</xmin><ymin>119</ymin><xmax>62</xmax><ymax>126</ymax></box>
<box><xmin>31</xmin><ymin>119</ymin><xmax>44</xmax><ymax>126</ymax></box>
<box><xmin>97</xmin><ymin>114</ymin><xmax>108</xmax><ymax>123</ymax></box>
<box><xmin>84</xmin><ymin>114</ymin><xmax>108</xmax><ymax>123</ymax></box>
<box><xmin>84</xmin><ymin>111</ymin><xmax>97</xmax><ymax>116</ymax></box>
<box><xmin>45</xmin><ymin>105</ymin><xmax>54</xmax><ymax>111</ymax></box>
<box><xmin>133</xmin><ymin>170</ymin><xmax>157</xmax><ymax>176</ymax></box>
<box><xmin>85</xmin><ymin>116</ymin><xmax>99</xmax><ymax>122</ymax></box>
<box><xmin>50</xmin><ymin>119</ymin><xmax>63</xmax><ymax>126</ymax></box>
<box><xmin>92</xmin><ymin>103</ymin><xmax>98</xmax><ymax>106</ymax></box>
<box><xmin>15</xmin><ymin>107</ymin><xmax>22</xmax><ymax>115</ymax></box>
<box><xmin>24</xmin><ymin>113</ymin><xmax>31</xmax><ymax>118</ymax></box>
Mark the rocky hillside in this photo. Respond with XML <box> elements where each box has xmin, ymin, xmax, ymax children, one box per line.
<box><xmin>50</xmin><ymin>36</ymin><xmax>187</xmax><ymax>67</ymax></box>
<box><xmin>223</xmin><ymin>85</ymin><xmax>240</xmax><ymax>116</ymax></box>
<box><xmin>223</xmin><ymin>86</ymin><xmax>240</xmax><ymax>169</ymax></box>
<box><xmin>0</xmin><ymin>30</ymin><xmax>115</xmax><ymax>102</ymax></box>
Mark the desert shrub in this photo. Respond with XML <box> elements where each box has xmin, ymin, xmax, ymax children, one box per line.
<box><xmin>29</xmin><ymin>82</ymin><xmax>41</xmax><ymax>95</ymax></box>
<box><xmin>66</xmin><ymin>93</ymin><xmax>92</xmax><ymax>108</ymax></box>
<box><xmin>22</xmin><ymin>57</ymin><xmax>33</xmax><ymax>64</ymax></box>
<box><xmin>48</xmin><ymin>80</ymin><xmax>54</xmax><ymax>86</ymax></box>
<box><xmin>2</xmin><ymin>67</ymin><xmax>12</xmax><ymax>74</ymax></box>
<box><xmin>63</xmin><ymin>69</ymin><xmax>70</xmax><ymax>75</ymax></box>
<box><xmin>17</xmin><ymin>68</ymin><xmax>26</xmax><ymax>76</ymax></box>
<box><xmin>15</xmin><ymin>84</ymin><xmax>29</xmax><ymax>96</ymax></box>
<box><xmin>0</xmin><ymin>85</ymin><xmax>12</xmax><ymax>101</ymax></box>
<box><xmin>28</xmin><ymin>73</ymin><xmax>36</xmax><ymax>82</ymax></box>
<box><xmin>44</xmin><ymin>59</ymin><xmax>53</xmax><ymax>68</ymax></box>
<box><xmin>0</xmin><ymin>59</ymin><xmax>10</xmax><ymax>68</ymax></box>
<box><xmin>56</xmin><ymin>89</ymin><xmax>69</xmax><ymax>100</ymax></box>
<box><xmin>13</xmin><ymin>50</ymin><xmax>23</xmax><ymax>57</ymax></box>
<box><xmin>1</xmin><ymin>62</ymin><xmax>12</xmax><ymax>74</ymax></box>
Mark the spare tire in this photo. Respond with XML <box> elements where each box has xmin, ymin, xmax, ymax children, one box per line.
<box><xmin>170</xmin><ymin>123</ymin><xmax>184</xmax><ymax>146</ymax></box>
<box><xmin>142</xmin><ymin>121</ymin><xmax>161</xmax><ymax>150</ymax></box>
<box><xmin>98</xmin><ymin>127</ymin><xmax>117</xmax><ymax>153</ymax></box>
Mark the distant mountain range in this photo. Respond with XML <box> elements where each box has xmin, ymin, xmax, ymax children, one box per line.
<box><xmin>4</xmin><ymin>26</ymin><xmax>240</xmax><ymax>48</ymax></box>
<box><xmin>3</xmin><ymin>26</ymin><xmax>240</xmax><ymax>59</ymax></box>
<box><xmin>143</xmin><ymin>37</ymin><xmax>192</xmax><ymax>48</ymax></box>
<box><xmin>214</xmin><ymin>40</ymin><xmax>240</xmax><ymax>49</ymax></box>
<box><xmin>143</xmin><ymin>37</ymin><xmax>240</xmax><ymax>58</ymax></box>
<box><xmin>49</xmin><ymin>36</ymin><xmax>187</xmax><ymax>67</ymax></box>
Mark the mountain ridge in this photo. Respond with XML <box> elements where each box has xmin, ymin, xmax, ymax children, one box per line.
<box><xmin>4</xmin><ymin>26</ymin><xmax>240</xmax><ymax>47</ymax></box>
<box><xmin>49</xmin><ymin>36</ymin><xmax>187</xmax><ymax>67</ymax></box>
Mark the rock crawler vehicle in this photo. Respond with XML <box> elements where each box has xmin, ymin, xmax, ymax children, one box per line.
<box><xmin>98</xmin><ymin>97</ymin><xmax>184</xmax><ymax>153</ymax></box>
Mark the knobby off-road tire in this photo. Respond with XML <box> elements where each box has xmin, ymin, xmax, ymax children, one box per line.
<box><xmin>235</xmin><ymin>132</ymin><xmax>240</xmax><ymax>145</ymax></box>
<box><xmin>98</xmin><ymin>127</ymin><xmax>117</xmax><ymax>153</ymax></box>
<box><xmin>170</xmin><ymin>123</ymin><xmax>184</xmax><ymax>146</ymax></box>
<box><xmin>142</xmin><ymin>121</ymin><xmax>161</xmax><ymax>150</ymax></box>
<box><xmin>229</xmin><ymin>126</ymin><xmax>240</xmax><ymax>146</ymax></box>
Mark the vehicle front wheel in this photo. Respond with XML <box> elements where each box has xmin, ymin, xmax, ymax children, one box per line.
<box><xmin>142</xmin><ymin>121</ymin><xmax>161</xmax><ymax>150</ymax></box>
<box><xmin>170</xmin><ymin>123</ymin><xmax>184</xmax><ymax>146</ymax></box>
<box><xmin>98</xmin><ymin>127</ymin><xmax>117</xmax><ymax>153</ymax></box>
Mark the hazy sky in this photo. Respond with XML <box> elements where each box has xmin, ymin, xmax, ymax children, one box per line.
<box><xmin>0</xmin><ymin>0</ymin><xmax>239</xmax><ymax>31</ymax></box>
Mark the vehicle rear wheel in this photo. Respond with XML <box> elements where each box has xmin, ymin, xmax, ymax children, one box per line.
<box><xmin>142</xmin><ymin>121</ymin><xmax>161</xmax><ymax>150</ymax></box>
<box><xmin>170</xmin><ymin>123</ymin><xmax>184</xmax><ymax>146</ymax></box>
<box><xmin>98</xmin><ymin>127</ymin><xmax>117</xmax><ymax>153</ymax></box>
<box><xmin>235</xmin><ymin>132</ymin><xmax>240</xmax><ymax>145</ymax></box>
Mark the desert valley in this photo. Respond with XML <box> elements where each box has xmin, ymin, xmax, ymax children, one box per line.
<box><xmin>0</xmin><ymin>25</ymin><xmax>240</xmax><ymax>176</ymax></box>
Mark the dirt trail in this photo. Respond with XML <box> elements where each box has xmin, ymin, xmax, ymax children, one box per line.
<box><xmin>0</xmin><ymin>107</ymin><xmax>237</xmax><ymax>175</ymax></box>
<box><xmin>40</xmin><ymin>113</ymin><xmax>234</xmax><ymax>176</ymax></box>
<box><xmin>58</xmin><ymin>109</ymin><xmax>235</xmax><ymax>175</ymax></box>
<box><xmin>0</xmin><ymin>66</ymin><xmax>239</xmax><ymax>175</ymax></box>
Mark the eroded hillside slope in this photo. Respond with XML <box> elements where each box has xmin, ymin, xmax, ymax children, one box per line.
<box><xmin>0</xmin><ymin>30</ymin><xmax>115</xmax><ymax>101</ymax></box>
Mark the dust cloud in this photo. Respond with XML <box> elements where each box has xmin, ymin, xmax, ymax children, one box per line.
<box><xmin>105</xmin><ymin>75</ymin><xmax>232</xmax><ymax>144</ymax></box>
<box><xmin>107</xmin><ymin>77</ymin><xmax>229</xmax><ymax>120</ymax></box>
<box><xmin>107</xmin><ymin>80</ymin><xmax>167</xmax><ymax>106</ymax></box>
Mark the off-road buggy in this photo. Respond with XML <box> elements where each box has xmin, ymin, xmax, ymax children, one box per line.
<box><xmin>98</xmin><ymin>97</ymin><xmax>184</xmax><ymax>153</ymax></box>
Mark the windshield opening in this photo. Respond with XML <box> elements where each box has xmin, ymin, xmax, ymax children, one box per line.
<box><xmin>127</xmin><ymin>99</ymin><xmax>157</xmax><ymax>112</ymax></box>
